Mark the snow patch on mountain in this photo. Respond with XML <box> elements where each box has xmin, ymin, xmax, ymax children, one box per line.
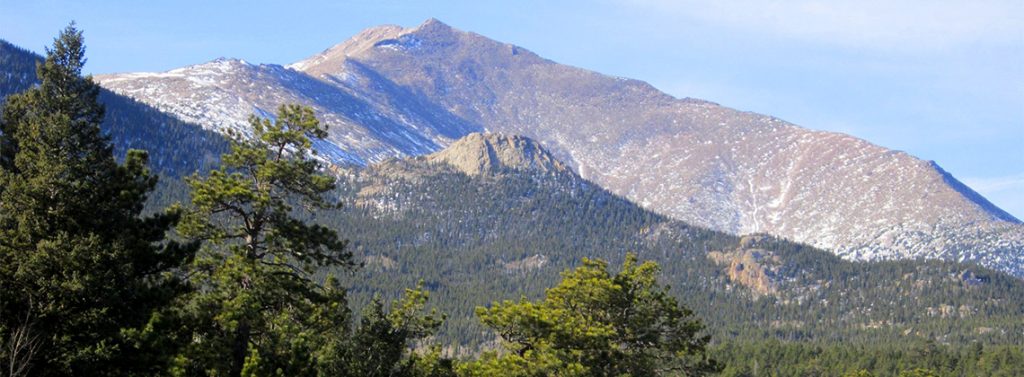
<box><xmin>95</xmin><ymin>18</ymin><xmax>1024</xmax><ymax>277</ymax></box>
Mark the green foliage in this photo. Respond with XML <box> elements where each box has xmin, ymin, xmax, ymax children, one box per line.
<box><xmin>323</xmin><ymin>284</ymin><xmax>453</xmax><ymax>377</ymax></box>
<box><xmin>842</xmin><ymin>370</ymin><xmax>875</xmax><ymax>377</ymax></box>
<box><xmin>0</xmin><ymin>24</ymin><xmax>195</xmax><ymax>376</ymax></box>
<box><xmin>460</xmin><ymin>254</ymin><xmax>719</xmax><ymax>377</ymax></box>
<box><xmin>898</xmin><ymin>369</ymin><xmax>941</xmax><ymax>377</ymax></box>
<box><xmin>173</xmin><ymin>104</ymin><xmax>456</xmax><ymax>376</ymax></box>
<box><xmin>713</xmin><ymin>340</ymin><xmax>1024</xmax><ymax>377</ymax></box>
<box><xmin>181</xmin><ymin>104</ymin><xmax>350</xmax><ymax>267</ymax></box>
<box><xmin>174</xmin><ymin>104</ymin><xmax>356</xmax><ymax>376</ymax></box>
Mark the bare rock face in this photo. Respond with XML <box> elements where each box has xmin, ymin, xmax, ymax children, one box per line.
<box><xmin>424</xmin><ymin>133</ymin><xmax>568</xmax><ymax>176</ymax></box>
<box><xmin>708</xmin><ymin>236</ymin><xmax>783</xmax><ymax>296</ymax></box>
<box><xmin>96</xmin><ymin>19</ymin><xmax>1024</xmax><ymax>277</ymax></box>
<box><xmin>707</xmin><ymin>250</ymin><xmax>780</xmax><ymax>297</ymax></box>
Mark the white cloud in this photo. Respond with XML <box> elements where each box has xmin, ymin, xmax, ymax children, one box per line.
<box><xmin>618</xmin><ymin>0</ymin><xmax>1023</xmax><ymax>51</ymax></box>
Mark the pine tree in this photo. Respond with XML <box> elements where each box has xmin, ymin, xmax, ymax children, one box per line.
<box><xmin>460</xmin><ymin>253</ymin><xmax>720</xmax><ymax>377</ymax></box>
<box><xmin>321</xmin><ymin>285</ymin><xmax>455</xmax><ymax>377</ymax></box>
<box><xmin>0</xmin><ymin>23</ymin><xmax>196</xmax><ymax>376</ymax></box>
<box><xmin>175</xmin><ymin>104</ymin><xmax>356</xmax><ymax>376</ymax></box>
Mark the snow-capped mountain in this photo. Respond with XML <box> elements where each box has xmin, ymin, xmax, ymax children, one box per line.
<box><xmin>96</xmin><ymin>19</ymin><xmax>1024</xmax><ymax>277</ymax></box>
<box><xmin>97</xmin><ymin>53</ymin><xmax>479</xmax><ymax>165</ymax></box>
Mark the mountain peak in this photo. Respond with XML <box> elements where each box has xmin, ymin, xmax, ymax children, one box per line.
<box><xmin>424</xmin><ymin>133</ymin><xmax>569</xmax><ymax>177</ymax></box>
<box><xmin>93</xmin><ymin>21</ymin><xmax>1024</xmax><ymax>278</ymax></box>
<box><xmin>289</xmin><ymin>18</ymin><xmax>461</xmax><ymax>73</ymax></box>
<box><xmin>287</xmin><ymin>24</ymin><xmax>406</xmax><ymax>71</ymax></box>
<box><xmin>416</xmin><ymin>17</ymin><xmax>452</xmax><ymax>31</ymax></box>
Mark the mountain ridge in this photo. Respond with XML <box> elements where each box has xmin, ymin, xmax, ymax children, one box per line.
<box><xmin>930</xmin><ymin>161</ymin><xmax>1019</xmax><ymax>223</ymax></box>
<box><xmin>91</xmin><ymin>19</ymin><xmax>1024</xmax><ymax>277</ymax></box>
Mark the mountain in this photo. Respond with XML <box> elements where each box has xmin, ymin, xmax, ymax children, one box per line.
<box><xmin>0</xmin><ymin>40</ymin><xmax>38</xmax><ymax>96</ymax></box>
<box><xmin>0</xmin><ymin>39</ymin><xmax>227</xmax><ymax>176</ymax></box>
<box><xmin>94</xmin><ymin>55</ymin><xmax>477</xmax><ymax>165</ymax></box>
<box><xmin>94</xmin><ymin>19</ymin><xmax>1024</xmax><ymax>277</ymax></box>
<box><xmin>223</xmin><ymin>133</ymin><xmax>1024</xmax><ymax>349</ymax></box>
<box><xmin>5</xmin><ymin>48</ymin><xmax>1024</xmax><ymax>349</ymax></box>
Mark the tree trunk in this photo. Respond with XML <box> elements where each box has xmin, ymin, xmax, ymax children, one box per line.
<box><xmin>229</xmin><ymin>321</ymin><xmax>250</xmax><ymax>377</ymax></box>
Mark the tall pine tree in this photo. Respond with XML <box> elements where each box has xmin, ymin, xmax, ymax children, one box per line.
<box><xmin>0</xmin><ymin>24</ymin><xmax>196</xmax><ymax>376</ymax></box>
<box><xmin>175</xmin><ymin>104</ymin><xmax>356</xmax><ymax>376</ymax></box>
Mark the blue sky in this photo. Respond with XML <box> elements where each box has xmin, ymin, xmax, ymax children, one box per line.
<box><xmin>2</xmin><ymin>0</ymin><xmax>1022</xmax><ymax>218</ymax></box>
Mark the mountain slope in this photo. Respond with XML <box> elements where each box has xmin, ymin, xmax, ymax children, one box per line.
<box><xmin>96</xmin><ymin>56</ymin><xmax>479</xmax><ymax>165</ymax></box>
<box><xmin>0</xmin><ymin>40</ymin><xmax>38</xmax><ymax>96</ymax></box>
<box><xmin>145</xmin><ymin>133</ymin><xmax>1023</xmax><ymax>350</ymax></box>
<box><xmin>94</xmin><ymin>20</ymin><xmax>1024</xmax><ymax>277</ymax></box>
<box><xmin>0</xmin><ymin>39</ymin><xmax>226</xmax><ymax>176</ymax></box>
<box><xmin>317</xmin><ymin>134</ymin><xmax>1024</xmax><ymax>348</ymax></box>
